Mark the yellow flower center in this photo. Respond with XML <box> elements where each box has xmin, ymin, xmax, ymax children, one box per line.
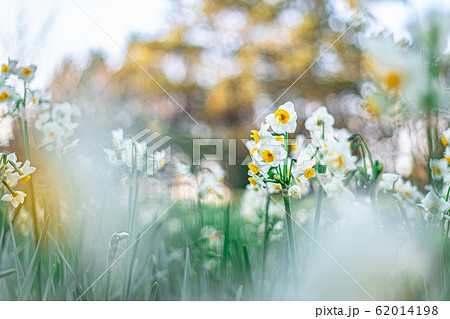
<box><xmin>248</xmin><ymin>163</ymin><xmax>259</xmax><ymax>175</ymax></box>
<box><xmin>428</xmin><ymin>204</ymin><xmax>439</xmax><ymax>215</ymax></box>
<box><xmin>432</xmin><ymin>167</ymin><xmax>442</xmax><ymax>176</ymax></box>
<box><xmin>207</xmin><ymin>187</ymin><xmax>213</xmax><ymax>193</ymax></box>
<box><xmin>442</xmin><ymin>136</ymin><xmax>448</xmax><ymax>147</ymax></box>
<box><xmin>2</xmin><ymin>65</ymin><xmax>8</xmax><ymax>73</ymax></box>
<box><xmin>384</xmin><ymin>71</ymin><xmax>402</xmax><ymax>91</ymax></box>
<box><xmin>275</xmin><ymin>109</ymin><xmax>290</xmax><ymax>124</ymax></box>
<box><xmin>304</xmin><ymin>168</ymin><xmax>315</xmax><ymax>179</ymax></box>
<box><xmin>19</xmin><ymin>175</ymin><xmax>31</xmax><ymax>184</ymax></box>
<box><xmin>291</xmin><ymin>141</ymin><xmax>297</xmax><ymax>152</ymax></box>
<box><xmin>364</xmin><ymin>98</ymin><xmax>381</xmax><ymax>117</ymax></box>
<box><xmin>444</xmin><ymin>156</ymin><xmax>450</xmax><ymax>164</ymax></box>
<box><xmin>0</xmin><ymin>91</ymin><xmax>10</xmax><ymax>101</ymax></box>
<box><xmin>402</xmin><ymin>190</ymin><xmax>411</xmax><ymax>198</ymax></box>
<box><xmin>47</xmin><ymin>130</ymin><xmax>57</xmax><ymax>139</ymax></box>
<box><xmin>32</xmin><ymin>97</ymin><xmax>37</xmax><ymax>104</ymax></box>
<box><xmin>249</xmin><ymin>146</ymin><xmax>259</xmax><ymax>157</ymax></box>
<box><xmin>248</xmin><ymin>177</ymin><xmax>257</xmax><ymax>187</ymax></box>
<box><xmin>275</xmin><ymin>184</ymin><xmax>281</xmax><ymax>191</ymax></box>
<box><xmin>328</xmin><ymin>153</ymin><xmax>344</xmax><ymax>169</ymax></box>
<box><xmin>158</xmin><ymin>160</ymin><xmax>165</xmax><ymax>169</ymax></box>
<box><xmin>261</xmin><ymin>150</ymin><xmax>275</xmax><ymax>163</ymax></box>
<box><xmin>274</xmin><ymin>135</ymin><xmax>283</xmax><ymax>143</ymax></box>
<box><xmin>22</xmin><ymin>68</ymin><xmax>32</xmax><ymax>76</ymax></box>
<box><xmin>251</xmin><ymin>130</ymin><xmax>260</xmax><ymax>143</ymax></box>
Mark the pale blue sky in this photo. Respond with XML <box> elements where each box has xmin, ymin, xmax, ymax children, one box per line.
<box><xmin>0</xmin><ymin>0</ymin><xmax>448</xmax><ymax>88</ymax></box>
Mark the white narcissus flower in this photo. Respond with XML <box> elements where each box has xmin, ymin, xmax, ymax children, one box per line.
<box><xmin>42</xmin><ymin>121</ymin><xmax>64</xmax><ymax>145</ymax></box>
<box><xmin>267</xmin><ymin>182</ymin><xmax>282</xmax><ymax>194</ymax></box>
<box><xmin>324</xmin><ymin>173</ymin><xmax>354</xmax><ymax>199</ymax></box>
<box><xmin>0</xmin><ymin>85</ymin><xmax>17</xmax><ymax>105</ymax></box>
<box><xmin>324</xmin><ymin>139</ymin><xmax>357</xmax><ymax>173</ymax></box>
<box><xmin>240</xmin><ymin>184</ymin><xmax>266</xmax><ymax>223</ymax></box>
<box><xmin>1</xmin><ymin>59</ymin><xmax>18</xmax><ymax>80</ymax></box>
<box><xmin>288</xmin><ymin>185</ymin><xmax>301</xmax><ymax>198</ymax></box>
<box><xmin>304</xmin><ymin>106</ymin><xmax>335</xmax><ymax>139</ymax></box>
<box><xmin>248</xmin><ymin>172</ymin><xmax>266</xmax><ymax>189</ymax></box>
<box><xmin>290</xmin><ymin>134</ymin><xmax>306</xmax><ymax>158</ymax></box>
<box><xmin>377</xmin><ymin>173</ymin><xmax>399</xmax><ymax>193</ymax></box>
<box><xmin>393</xmin><ymin>179</ymin><xmax>421</xmax><ymax>203</ymax></box>
<box><xmin>16</xmin><ymin>65</ymin><xmax>37</xmax><ymax>82</ymax></box>
<box><xmin>199</xmin><ymin>174</ymin><xmax>220</xmax><ymax>197</ymax></box>
<box><xmin>364</xmin><ymin>37</ymin><xmax>427</xmax><ymax>110</ymax></box>
<box><xmin>8</xmin><ymin>160</ymin><xmax>36</xmax><ymax>187</ymax></box>
<box><xmin>250</xmin><ymin>122</ymin><xmax>271</xmax><ymax>145</ymax></box>
<box><xmin>29</xmin><ymin>90</ymin><xmax>51</xmax><ymax>112</ymax></box>
<box><xmin>52</xmin><ymin>102</ymin><xmax>74</xmax><ymax>128</ymax></box>
<box><xmin>293</xmin><ymin>175</ymin><xmax>311</xmax><ymax>197</ymax></box>
<box><xmin>418</xmin><ymin>191</ymin><xmax>450</xmax><ymax>221</ymax></box>
<box><xmin>444</xmin><ymin>147</ymin><xmax>450</xmax><ymax>165</ymax></box>
<box><xmin>175</xmin><ymin>162</ymin><xmax>192</xmax><ymax>182</ymax></box>
<box><xmin>264</xmin><ymin>102</ymin><xmax>297</xmax><ymax>134</ymax></box>
<box><xmin>442</xmin><ymin>128</ymin><xmax>450</xmax><ymax>148</ymax></box>
<box><xmin>111</xmin><ymin>129</ymin><xmax>124</xmax><ymax>148</ymax></box>
<box><xmin>35</xmin><ymin>112</ymin><xmax>50</xmax><ymax>130</ymax></box>
<box><xmin>430</xmin><ymin>158</ymin><xmax>448</xmax><ymax>181</ymax></box>
<box><xmin>1</xmin><ymin>191</ymin><xmax>26</xmax><ymax>208</ymax></box>
<box><xmin>247</xmin><ymin>158</ymin><xmax>270</xmax><ymax>178</ymax></box>
<box><xmin>334</xmin><ymin>128</ymin><xmax>352</xmax><ymax>143</ymax></box>
<box><xmin>258</xmin><ymin>137</ymin><xmax>287</xmax><ymax>168</ymax></box>
<box><xmin>292</xmin><ymin>142</ymin><xmax>316</xmax><ymax>180</ymax></box>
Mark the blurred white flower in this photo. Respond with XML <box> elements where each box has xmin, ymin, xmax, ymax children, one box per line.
<box><xmin>377</xmin><ymin>173</ymin><xmax>400</xmax><ymax>193</ymax></box>
<box><xmin>418</xmin><ymin>191</ymin><xmax>450</xmax><ymax>221</ymax></box>
<box><xmin>288</xmin><ymin>185</ymin><xmax>301</xmax><ymax>198</ymax></box>
<box><xmin>305</xmin><ymin>106</ymin><xmax>335</xmax><ymax>139</ymax></box>
<box><xmin>430</xmin><ymin>158</ymin><xmax>448</xmax><ymax>181</ymax></box>
<box><xmin>324</xmin><ymin>139</ymin><xmax>357</xmax><ymax>173</ymax></box>
<box><xmin>394</xmin><ymin>178</ymin><xmax>421</xmax><ymax>204</ymax></box>
<box><xmin>408</xmin><ymin>11</ymin><xmax>450</xmax><ymax>56</ymax></box>
<box><xmin>16</xmin><ymin>65</ymin><xmax>37</xmax><ymax>82</ymax></box>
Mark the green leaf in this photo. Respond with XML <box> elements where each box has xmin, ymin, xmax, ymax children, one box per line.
<box><xmin>0</xmin><ymin>268</ymin><xmax>16</xmax><ymax>278</ymax></box>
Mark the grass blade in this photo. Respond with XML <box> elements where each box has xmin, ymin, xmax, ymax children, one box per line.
<box><xmin>0</xmin><ymin>268</ymin><xmax>16</xmax><ymax>278</ymax></box>
<box><xmin>181</xmin><ymin>247</ymin><xmax>190</xmax><ymax>300</ymax></box>
<box><xmin>17</xmin><ymin>216</ymin><xmax>49</xmax><ymax>301</ymax></box>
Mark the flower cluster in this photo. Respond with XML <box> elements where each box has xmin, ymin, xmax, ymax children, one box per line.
<box><xmin>1</xmin><ymin>59</ymin><xmax>78</xmax><ymax>156</ymax></box>
<box><xmin>0</xmin><ymin>59</ymin><xmax>48</xmax><ymax>117</ymax></box>
<box><xmin>104</xmin><ymin>128</ymin><xmax>168</xmax><ymax>175</ymax></box>
<box><xmin>414</xmin><ymin>129</ymin><xmax>450</xmax><ymax>221</ymax></box>
<box><xmin>35</xmin><ymin>102</ymin><xmax>79</xmax><ymax>155</ymax></box>
<box><xmin>0</xmin><ymin>153</ymin><xmax>36</xmax><ymax>207</ymax></box>
<box><xmin>247</xmin><ymin>102</ymin><xmax>377</xmax><ymax>200</ymax></box>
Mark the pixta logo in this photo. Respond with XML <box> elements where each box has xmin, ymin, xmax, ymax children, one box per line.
<box><xmin>129</xmin><ymin>129</ymin><xmax>172</xmax><ymax>176</ymax></box>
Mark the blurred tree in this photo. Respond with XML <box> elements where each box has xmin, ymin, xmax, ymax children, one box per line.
<box><xmin>50</xmin><ymin>0</ymin><xmax>365</xmax><ymax>187</ymax></box>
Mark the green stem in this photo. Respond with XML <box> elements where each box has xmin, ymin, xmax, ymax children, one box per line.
<box><xmin>261</xmin><ymin>192</ymin><xmax>271</xmax><ymax>294</ymax></box>
<box><xmin>313</xmin><ymin>165</ymin><xmax>326</xmax><ymax>237</ymax></box>
<box><xmin>313</xmin><ymin>185</ymin><xmax>323</xmax><ymax>237</ymax></box>
<box><xmin>283</xmin><ymin>133</ymin><xmax>288</xmax><ymax>181</ymax></box>
<box><xmin>2</xmin><ymin>179</ymin><xmax>17</xmax><ymax>196</ymax></box>
<box><xmin>19</xmin><ymin>84</ymin><xmax>39</xmax><ymax>245</ymax></box>
<box><xmin>283</xmin><ymin>195</ymin><xmax>299</xmax><ymax>297</ymax></box>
